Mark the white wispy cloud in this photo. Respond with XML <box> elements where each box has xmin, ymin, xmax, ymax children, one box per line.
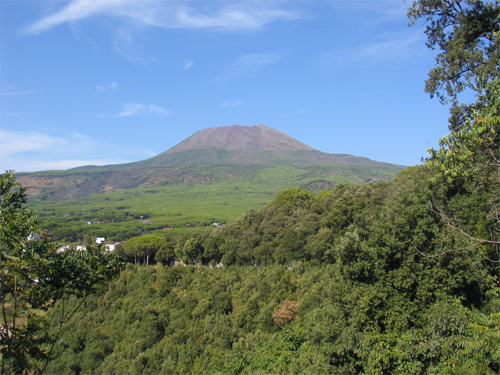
<box><xmin>184</xmin><ymin>60</ymin><xmax>194</xmax><ymax>70</ymax></box>
<box><xmin>25</xmin><ymin>0</ymin><xmax>123</xmax><ymax>35</ymax></box>
<box><xmin>25</xmin><ymin>0</ymin><xmax>298</xmax><ymax>35</ymax></box>
<box><xmin>322</xmin><ymin>33</ymin><xmax>424</xmax><ymax>66</ymax></box>
<box><xmin>231</xmin><ymin>52</ymin><xmax>282</xmax><ymax>76</ymax></box>
<box><xmin>355</xmin><ymin>35</ymin><xmax>422</xmax><ymax>63</ymax></box>
<box><xmin>376</xmin><ymin>4</ymin><xmax>409</xmax><ymax>19</ymax></box>
<box><xmin>1</xmin><ymin>88</ymin><xmax>39</xmax><ymax>96</ymax></box>
<box><xmin>221</xmin><ymin>100</ymin><xmax>243</xmax><ymax>107</ymax></box>
<box><xmin>0</xmin><ymin>130</ymin><xmax>107</xmax><ymax>158</ymax></box>
<box><xmin>0</xmin><ymin>130</ymin><xmax>67</xmax><ymax>157</ymax></box>
<box><xmin>97</xmin><ymin>82</ymin><xmax>118</xmax><ymax>91</ymax></box>
<box><xmin>265</xmin><ymin>107</ymin><xmax>312</xmax><ymax>122</ymax></box>
<box><xmin>24</xmin><ymin>2</ymin><xmax>297</xmax><ymax>64</ymax></box>
<box><xmin>25</xmin><ymin>158</ymin><xmax>132</xmax><ymax>171</ymax></box>
<box><xmin>337</xmin><ymin>89</ymin><xmax>391</xmax><ymax>104</ymax></box>
<box><xmin>2</xmin><ymin>157</ymin><xmax>133</xmax><ymax>173</ymax></box>
<box><xmin>112</xmin><ymin>27</ymin><xmax>157</xmax><ymax>64</ymax></box>
<box><xmin>160</xmin><ymin>3</ymin><xmax>296</xmax><ymax>29</ymax></box>
<box><xmin>118</xmin><ymin>102</ymin><xmax>171</xmax><ymax>117</ymax></box>
<box><xmin>281</xmin><ymin>108</ymin><xmax>312</xmax><ymax>118</ymax></box>
<box><xmin>328</xmin><ymin>1</ymin><xmax>408</xmax><ymax>18</ymax></box>
<box><xmin>0</xmin><ymin>129</ymin><xmax>157</xmax><ymax>172</ymax></box>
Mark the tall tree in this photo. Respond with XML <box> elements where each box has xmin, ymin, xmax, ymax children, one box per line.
<box><xmin>407</xmin><ymin>0</ymin><xmax>500</xmax><ymax>128</ymax></box>
<box><xmin>0</xmin><ymin>172</ymin><xmax>121</xmax><ymax>374</ymax></box>
<box><xmin>124</xmin><ymin>234</ymin><xmax>165</xmax><ymax>268</ymax></box>
<box><xmin>412</xmin><ymin>1</ymin><xmax>500</xmax><ymax>255</ymax></box>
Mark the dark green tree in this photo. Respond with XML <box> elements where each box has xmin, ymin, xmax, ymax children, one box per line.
<box><xmin>407</xmin><ymin>0</ymin><xmax>500</xmax><ymax>128</ymax></box>
<box><xmin>155</xmin><ymin>235</ymin><xmax>177</xmax><ymax>265</ymax></box>
<box><xmin>124</xmin><ymin>233</ymin><xmax>165</xmax><ymax>268</ymax></box>
<box><xmin>0</xmin><ymin>171</ymin><xmax>121</xmax><ymax>374</ymax></box>
<box><xmin>428</xmin><ymin>78</ymin><xmax>499</xmax><ymax>182</ymax></box>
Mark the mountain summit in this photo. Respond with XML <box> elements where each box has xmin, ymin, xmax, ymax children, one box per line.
<box><xmin>136</xmin><ymin>124</ymin><xmax>383</xmax><ymax>167</ymax></box>
<box><xmin>166</xmin><ymin>124</ymin><xmax>314</xmax><ymax>153</ymax></box>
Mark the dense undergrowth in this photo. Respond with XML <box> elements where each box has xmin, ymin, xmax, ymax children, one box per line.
<box><xmin>43</xmin><ymin>164</ymin><xmax>500</xmax><ymax>374</ymax></box>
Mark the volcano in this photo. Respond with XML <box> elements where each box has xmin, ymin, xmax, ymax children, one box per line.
<box><xmin>166</xmin><ymin>124</ymin><xmax>314</xmax><ymax>153</ymax></box>
<box><xmin>130</xmin><ymin>124</ymin><xmax>387</xmax><ymax>168</ymax></box>
<box><xmin>18</xmin><ymin>124</ymin><xmax>404</xmax><ymax>200</ymax></box>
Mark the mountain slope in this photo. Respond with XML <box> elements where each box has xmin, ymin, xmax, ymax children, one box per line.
<box><xmin>17</xmin><ymin>124</ymin><xmax>405</xmax><ymax>241</ymax></box>
<box><xmin>131</xmin><ymin>124</ymin><xmax>392</xmax><ymax>167</ymax></box>
<box><xmin>18</xmin><ymin>124</ymin><xmax>403</xmax><ymax>199</ymax></box>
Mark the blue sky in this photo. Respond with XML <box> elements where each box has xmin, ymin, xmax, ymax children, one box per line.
<box><xmin>1</xmin><ymin>0</ymin><xmax>462</xmax><ymax>172</ymax></box>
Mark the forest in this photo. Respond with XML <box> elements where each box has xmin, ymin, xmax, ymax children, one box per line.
<box><xmin>1</xmin><ymin>0</ymin><xmax>500</xmax><ymax>374</ymax></box>
<box><xmin>24</xmin><ymin>162</ymin><xmax>402</xmax><ymax>243</ymax></box>
<box><xmin>41</xmin><ymin>160</ymin><xmax>500</xmax><ymax>374</ymax></box>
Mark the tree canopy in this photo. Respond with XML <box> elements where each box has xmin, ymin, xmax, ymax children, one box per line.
<box><xmin>124</xmin><ymin>233</ymin><xmax>166</xmax><ymax>267</ymax></box>
<box><xmin>408</xmin><ymin>0</ymin><xmax>500</xmax><ymax>130</ymax></box>
<box><xmin>408</xmin><ymin>0</ymin><xmax>500</xmax><ymax>102</ymax></box>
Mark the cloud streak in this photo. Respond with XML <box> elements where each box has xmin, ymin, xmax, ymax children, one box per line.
<box><xmin>322</xmin><ymin>33</ymin><xmax>424</xmax><ymax>66</ymax></box>
<box><xmin>2</xmin><ymin>157</ymin><xmax>134</xmax><ymax>173</ymax></box>
<box><xmin>112</xmin><ymin>27</ymin><xmax>157</xmax><ymax>64</ymax></box>
<box><xmin>280</xmin><ymin>108</ymin><xmax>312</xmax><ymax>118</ymax></box>
<box><xmin>355</xmin><ymin>35</ymin><xmax>422</xmax><ymax>63</ymax></box>
<box><xmin>0</xmin><ymin>129</ymin><xmax>157</xmax><ymax>172</ymax></box>
<box><xmin>1</xmin><ymin>88</ymin><xmax>39</xmax><ymax>96</ymax></box>
<box><xmin>0</xmin><ymin>130</ymin><xmax>67</xmax><ymax>157</ymax></box>
<box><xmin>25</xmin><ymin>0</ymin><xmax>298</xmax><ymax>35</ymax></box>
<box><xmin>0</xmin><ymin>130</ymin><xmax>106</xmax><ymax>157</ymax></box>
<box><xmin>26</xmin><ymin>0</ymin><xmax>124</xmax><ymax>35</ymax></box>
<box><xmin>97</xmin><ymin>82</ymin><xmax>118</xmax><ymax>91</ymax></box>
<box><xmin>221</xmin><ymin>100</ymin><xmax>243</xmax><ymax>107</ymax></box>
<box><xmin>228</xmin><ymin>52</ymin><xmax>282</xmax><ymax>78</ymax></box>
<box><xmin>118</xmin><ymin>102</ymin><xmax>171</xmax><ymax>117</ymax></box>
<box><xmin>23</xmin><ymin>158</ymin><xmax>132</xmax><ymax>171</ymax></box>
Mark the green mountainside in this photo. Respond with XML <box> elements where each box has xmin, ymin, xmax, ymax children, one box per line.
<box><xmin>19</xmin><ymin>124</ymin><xmax>404</xmax><ymax>242</ymax></box>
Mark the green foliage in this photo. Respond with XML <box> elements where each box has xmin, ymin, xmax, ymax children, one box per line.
<box><xmin>454</xmin><ymin>295</ymin><xmax>500</xmax><ymax>374</ymax></box>
<box><xmin>427</xmin><ymin>78</ymin><xmax>500</xmax><ymax>182</ymax></box>
<box><xmin>0</xmin><ymin>172</ymin><xmax>122</xmax><ymax>374</ymax></box>
<box><xmin>271</xmin><ymin>188</ymin><xmax>314</xmax><ymax>207</ymax></box>
<box><xmin>124</xmin><ymin>233</ymin><xmax>167</xmax><ymax>267</ymax></box>
<box><xmin>23</xmin><ymin>162</ymin><xmax>403</xmax><ymax>243</ymax></box>
<box><xmin>422</xmin><ymin>57</ymin><xmax>500</xmax><ymax>371</ymax></box>
<box><xmin>407</xmin><ymin>0</ymin><xmax>500</xmax><ymax>105</ymax></box>
<box><xmin>37</xmin><ymin>160</ymin><xmax>499</xmax><ymax>374</ymax></box>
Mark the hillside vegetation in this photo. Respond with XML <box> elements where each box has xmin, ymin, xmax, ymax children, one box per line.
<box><xmin>16</xmin><ymin>124</ymin><xmax>402</xmax><ymax>243</ymax></box>
<box><xmin>22</xmin><ymin>162</ymin><xmax>402</xmax><ymax>242</ymax></box>
<box><xmin>42</xmin><ymin>161</ymin><xmax>500</xmax><ymax>374</ymax></box>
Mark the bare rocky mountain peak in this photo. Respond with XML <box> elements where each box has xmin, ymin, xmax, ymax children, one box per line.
<box><xmin>166</xmin><ymin>124</ymin><xmax>314</xmax><ymax>154</ymax></box>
